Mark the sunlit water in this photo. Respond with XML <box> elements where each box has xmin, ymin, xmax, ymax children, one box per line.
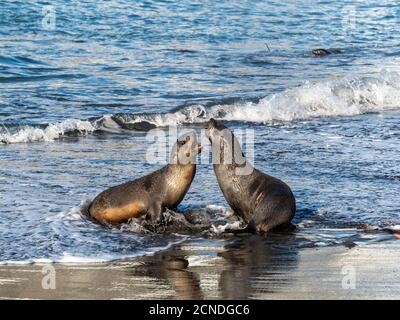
<box><xmin>0</xmin><ymin>0</ymin><xmax>399</xmax><ymax>264</ymax></box>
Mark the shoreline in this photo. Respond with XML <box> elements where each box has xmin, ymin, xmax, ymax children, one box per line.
<box><xmin>1</xmin><ymin>237</ymin><xmax>399</xmax><ymax>300</ymax></box>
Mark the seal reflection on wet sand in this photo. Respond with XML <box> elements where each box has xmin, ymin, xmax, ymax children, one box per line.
<box><xmin>1</xmin><ymin>237</ymin><xmax>400</xmax><ymax>299</ymax></box>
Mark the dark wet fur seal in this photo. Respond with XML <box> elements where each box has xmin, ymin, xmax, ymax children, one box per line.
<box><xmin>312</xmin><ymin>48</ymin><xmax>342</xmax><ymax>57</ymax></box>
<box><xmin>89</xmin><ymin>132</ymin><xmax>202</xmax><ymax>224</ymax></box>
<box><xmin>206</xmin><ymin>119</ymin><xmax>296</xmax><ymax>234</ymax></box>
<box><xmin>312</xmin><ymin>48</ymin><xmax>331</xmax><ymax>56</ymax></box>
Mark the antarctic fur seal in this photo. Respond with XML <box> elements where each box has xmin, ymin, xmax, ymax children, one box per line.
<box><xmin>312</xmin><ymin>48</ymin><xmax>331</xmax><ymax>56</ymax></box>
<box><xmin>312</xmin><ymin>48</ymin><xmax>342</xmax><ymax>56</ymax></box>
<box><xmin>206</xmin><ymin>119</ymin><xmax>296</xmax><ymax>233</ymax></box>
<box><xmin>89</xmin><ymin>131</ymin><xmax>202</xmax><ymax>224</ymax></box>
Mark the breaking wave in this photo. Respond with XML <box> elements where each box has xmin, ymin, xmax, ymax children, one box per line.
<box><xmin>2</xmin><ymin>69</ymin><xmax>400</xmax><ymax>144</ymax></box>
<box><xmin>0</xmin><ymin>119</ymin><xmax>95</xmax><ymax>144</ymax></box>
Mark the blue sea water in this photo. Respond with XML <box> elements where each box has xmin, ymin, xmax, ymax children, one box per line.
<box><xmin>0</xmin><ymin>0</ymin><xmax>399</xmax><ymax>263</ymax></box>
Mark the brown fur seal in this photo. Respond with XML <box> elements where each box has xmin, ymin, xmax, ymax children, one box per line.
<box><xmin>206</xmin><ymin>119</ymin><xmax>296</xmax><ymax>233</ymax></box>
<box><xmin>89</xmin><ymin>132</ymin><xmax>202</xmax><ymax>224</ymax></box>
<box><xmin>312</xmin><ymin>48</ymin><xmax>331</xmax><ymax>56</ymax></box>
<box><xmin>312</xmin><ymin>48</ymin><xmax>342</xmax><ymax>56</ymax></box>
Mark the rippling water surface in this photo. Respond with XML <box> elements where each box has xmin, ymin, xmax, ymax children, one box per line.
<box><xmin>0</xmin><ymin>0</ymin><xmax>399</xmax><ymax>263</ymax></box>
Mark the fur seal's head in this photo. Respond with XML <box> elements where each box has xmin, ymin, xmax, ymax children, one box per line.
<box><xmin>312</xmin><ymin>48</ymin><xmax>331</xmax><ymax>56</ymax></box>
<box><xmin>206</xmin><ymin>119</ymin><xmax>247</xmax><ymax>169</ymax></box>
<box><xmin>206</xmin><ymin>118</ymin><xmax>231</xmax><ymax>145</ymax></box>
<box><xmin>170</xmin><ymin>131</ymin><xmax>202</xmax><ymax>165</ymax></box>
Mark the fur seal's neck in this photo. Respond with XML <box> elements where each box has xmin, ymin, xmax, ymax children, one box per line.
<box><xmin>213</xmin><ymin>137</ymin><xmax>254</xmax><ymax>179</ymax></box>
<box><xmin>209</xmin><ymin>129</ymin><xmax>254</xmax><ymax>178</ymax></box>
<box><xmin>166</xmin><ymin>163</ymin><xmax>196</xmax><ymax>178</ymax></box>
<box><xmin>164</xmin><ymin>163</ymin><xmax>196</xmax><ymax>207</ymax></box>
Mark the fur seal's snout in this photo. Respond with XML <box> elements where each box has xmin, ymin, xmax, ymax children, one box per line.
<box><xmin>194</xmin><ymin>143</ymin><xmax>202</xmax><ymax>152</ymax></box>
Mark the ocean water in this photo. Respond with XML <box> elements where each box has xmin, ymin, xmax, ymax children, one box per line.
<box><xmin>0</xmin><ymin>0</ymin><xmax>399</xmax><ymax>264</ymax></box>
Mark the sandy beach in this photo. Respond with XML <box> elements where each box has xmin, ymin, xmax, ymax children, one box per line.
<box><xmin>1</xmin><ymin>237</ymin><xmax>399</xmax><ymax>300</ymax></box>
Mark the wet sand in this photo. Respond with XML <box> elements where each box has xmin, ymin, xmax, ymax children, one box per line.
<box><xmin>0</xmin><ymin>236</ymin><xmax>399</xmax><ymax>300</ymax></box>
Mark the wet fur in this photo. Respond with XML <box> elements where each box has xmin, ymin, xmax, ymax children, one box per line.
<box><xmin>207</xmin><ymin>119</ymin><xmax>296</xmax><ymax>233</ymax></box>
<box><xmin>89</xmin><ymin>133</ymin><xmax>199</xmax><ymax>224</ymax></box>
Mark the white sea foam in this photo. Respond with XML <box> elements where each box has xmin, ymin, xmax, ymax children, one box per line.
<box><xmin>0</xmin><ymin>119</ymin><xmax>95</xmax><ymax>144</ymax></box>
<box><xmin>0</xmin><ymin>240</ymin><xmax>186</xmax><ymax>265</ymax></box>
<box><xmin>0</xmin><ymin>197</ymin><xmax>190</xmax><ymax>265</ymax></box>
<box><xmin>211</xmin><ymin>221</ymin><xmax>243</xmax><ymax>234</ymax></box>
